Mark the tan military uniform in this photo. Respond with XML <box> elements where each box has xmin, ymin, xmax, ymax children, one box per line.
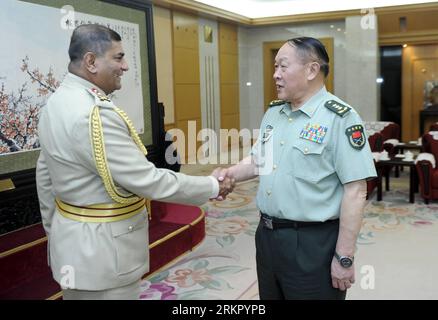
<box><xmin>36</xmin><ymin>73</ymin><xmax>217</xmax><ymax>296</ymax></box>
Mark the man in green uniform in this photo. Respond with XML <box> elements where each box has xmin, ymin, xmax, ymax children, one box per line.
<box><xmin>212</xmin><ymin>37</ymin><xmax>376</xmax><ymax>299</ymax></box>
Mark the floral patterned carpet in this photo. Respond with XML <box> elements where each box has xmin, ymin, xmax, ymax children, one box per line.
<box><xmin>139</xmin><ymin>165</ymin><xmax>438</xmax><ymax>300</ymax></box>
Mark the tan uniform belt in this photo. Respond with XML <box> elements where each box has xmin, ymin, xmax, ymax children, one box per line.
<box><xmin>55</xmin><ymin>198</ymin><xmax>146</xmax><ymax>223</ymax></box>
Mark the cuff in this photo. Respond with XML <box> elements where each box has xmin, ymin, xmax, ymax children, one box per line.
<box><xmin>208</xmin><ymin>176</ymin><xmax>219</xmax><ymax>199</ymax></box>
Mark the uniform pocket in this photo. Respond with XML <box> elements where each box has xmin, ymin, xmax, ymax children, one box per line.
<box><xmin>110</xmin><ymin>212</ymin><xmax>148</xmax><ymax>275</ymax></box>
<box><xmin>291</xmin><ymin>140</ymin><xmax>332</xmax><ymax>183</ymax></box>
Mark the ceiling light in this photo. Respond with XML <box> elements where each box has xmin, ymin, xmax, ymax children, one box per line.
<box><xmin>194</xmin><ymin>0</ymin><xmax>438</xmax><ymax>19</ymax></box>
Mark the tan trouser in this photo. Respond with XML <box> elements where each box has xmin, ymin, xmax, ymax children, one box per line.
<box><xmin>62</xmin><ymin>280</ymin><xmax>141</xmax><ymax>300</ymax></box>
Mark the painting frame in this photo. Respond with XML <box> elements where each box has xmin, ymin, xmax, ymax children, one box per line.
<box><xmin>0</xmin><ymin>0</ymin><xmax>160</xmax><ymax>174</ymax></box>
<box><xmin>424</xmin><ymin>80</ymin><xmax>438</xmax><ymax>109</ymax></box>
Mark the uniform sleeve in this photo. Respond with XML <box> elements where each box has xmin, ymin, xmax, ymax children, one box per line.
<box><xmin>72</xmin><ymin>107</ymin><xmax>216</xmax><ymax>206</ymax></box>
<box><xmin>333</xmin><ymin>111</ymin><xmax>377</xmax><ymax>184</ymax></box>
<box><xmin>35</xmin><ymin>151</ymin><xmax>55</xmax><ymax>236</ymax></box>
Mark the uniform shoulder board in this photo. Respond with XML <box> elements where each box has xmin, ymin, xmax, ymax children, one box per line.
<box><xmin>87</xmin><ymin>87</ymin><xmax>114</xmax><ymax>108</ymax></box>
<box><xmin>269</xmin><ymin>100</ymin><xmax>286</xmax><ymax>108</ymax></box>
<box><xmin>324</xmin><ymin>100</ymin><xmax>351</xmax><ymax>117</ymax></box>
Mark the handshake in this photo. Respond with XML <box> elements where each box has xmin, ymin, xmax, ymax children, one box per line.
<box><xmin>210</xmin><ymin>167</ymin><xmax>235</xmax><ymax>201</ymax></box>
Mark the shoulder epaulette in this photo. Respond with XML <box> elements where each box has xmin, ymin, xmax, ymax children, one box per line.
<box><xmin>87</xmin><ymin>87</ymin><xmax>113</xmax><ymax>108</ymax></box>
<box><xmin>269</xmin><ymin>100</ymin><xmax>286</xmax><ymax>108</ymax></box>
<box><xmin>324</xmin><ymin>100</ymin><xmax>351</xmax><ymax>117</ymax></box>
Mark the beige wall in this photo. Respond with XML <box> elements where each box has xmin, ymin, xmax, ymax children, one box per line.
<box><xmin>345</xmin><ymin>15</ymin><xmax>379</xmax><ymax>122</ymax></box>
<box><xmin>238</xmin><ymin>21</ymin><xmax>350</xmax><ymax>131</ymax></box>
<box><xmin>152</xmin><ymin>6</ymin><xmax>175</xmax><ymax>125</ymax></box>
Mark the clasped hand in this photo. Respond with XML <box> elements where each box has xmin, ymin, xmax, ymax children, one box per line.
<box><xmin>210</xmin><ymin>167</ymin><xmax>235</xmax><ymax>201</ymax></box>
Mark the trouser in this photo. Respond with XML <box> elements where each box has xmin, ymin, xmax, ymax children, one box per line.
<box><xmin>255</xmin><ymin>216</ymin><xmax>346</xmax><ymax>300</ymax></box>
<box><xmin>62</xmin><ymin>280</ymin><xmax>141</xmax><ymax>300</ymax></box>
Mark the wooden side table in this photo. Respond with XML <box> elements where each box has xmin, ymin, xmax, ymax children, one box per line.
<box><xmin>376</xmin><ymin>157</ymin><xmax>418</xmax><ymax>203</ymax></box>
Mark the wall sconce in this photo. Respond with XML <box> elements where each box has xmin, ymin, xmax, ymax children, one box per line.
<box><xmin>204</xmin><ymin>25</ymin><xmax>213</xmax><ymax>43</ymax></box>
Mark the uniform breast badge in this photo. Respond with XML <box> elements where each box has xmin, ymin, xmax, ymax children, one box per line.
<box><xmin>345</xmin><ymin>125</ymin><xmax>366</xmax><ymax>149</ymax></box>
<box><xmin>262</xmin><ymin>125</ymin><xmax>274</xmax><ymax>143</ymax></box>
<box><xmin>299</xmin><ymin>123</ymin><xmax>328</xmax><ymax>144</ymax></box>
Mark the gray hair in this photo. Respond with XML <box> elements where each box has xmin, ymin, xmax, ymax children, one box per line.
<box><xmin>68</xmin><ymin>24</ymin><xmax>121</xmax><ymax>64</ymax></box>
<box><xmin>287</xmin><ymin>37</ymin><xmax>329</xmax><ymax>77</ymax></box>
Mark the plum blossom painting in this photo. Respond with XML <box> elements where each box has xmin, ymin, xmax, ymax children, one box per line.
<box><xmin>0</xmin><ymin>0</ymin><xmax>145</xmax><ymax>156</ymax></box>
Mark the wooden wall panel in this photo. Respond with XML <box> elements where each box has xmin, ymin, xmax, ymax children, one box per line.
<box><xmin>218</xmin><ymin>23</ymin><xmax>238</xmax><ymax>54</ymax></box>
<box><xmin>172</xmin><ymin>11</ymin><xmax>201</xmax><ymax>161</ymax></box>
<box><xmin>219</xmin><ymin>54</ymin><xmax>238</xmax><ymax>83</ymax></box>
<box><xmin>153</xmin><ymin>6</ymin><xmax>175</xmax><ymax>125</ymax></box>
<box><xmin>220</xmin><ymin>84</ymin><xmax>239</xmax><ymax>115</ymax></box>
<box><xmin>173</xmin><ymin>47</ymin><xmax>200</xmax><ymax>83</ymax></box>
<box><xmin>221</xmin><ymin>114</ymin><xmax>240</xmax><ymax>132</ymax></box>
<box><xmin>218</xmin><ymin>22</ymin><xmax>239</xmax><ymax>133</ymax></box>
<box><xmin>174</xmin><ymin>84</ymin><xmax>201</xmax><ymax>119</ymax></box>
<box><xmin>379</xmin><ymin>9</ymin><xmax>438</xmax><ymax>34</ymax></box>
<box><xmin>164</xmin><ymin>123</ymin><xmax>175</xmax><ymax>132</ymax></box>
<box><xmin>401</xmin><ymin>44</ymin><xmax>438</xmax><ymax>141</ymax></box>
<box><xmin>172</xmin><ymin>12</ymin><xmax>198</xmax><ymax>49</ymax></box>
<box><xmin>378</xmin><ymin>8</ymin><xmax>438</xmax><ymax>45</ymax></box>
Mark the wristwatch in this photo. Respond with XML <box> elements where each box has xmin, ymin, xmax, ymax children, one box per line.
<box><xmin>334</xmin><ymin>252</ymin><xmax>354</xmax><ymax>268</ymax></box>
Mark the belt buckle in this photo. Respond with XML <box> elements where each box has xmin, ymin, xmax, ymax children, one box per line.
<box><xmin>262</xmin><ymin>215</ymin><xmax>273</xmax><ymax>230</ymax></box>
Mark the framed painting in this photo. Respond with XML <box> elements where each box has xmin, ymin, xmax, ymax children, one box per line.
<box><xmin>0</xmin><ymin>0</ymin><xmax>159</xmax><ymax>174</ymax></box>
<box><xmin>424</xmin><ymin>80</ymin><xmax>438</xmax><ymax>108</ymax></box>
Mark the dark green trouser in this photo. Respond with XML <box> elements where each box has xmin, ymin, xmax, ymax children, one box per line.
<box><xmin>255</xmin><ymin>219</ymin><xmax>346</xmax><ymax>300</ymax></box>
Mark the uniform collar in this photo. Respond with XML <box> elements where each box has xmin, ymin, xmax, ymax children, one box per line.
<box><xmin>279</xmin><ymin>102</ymin><xmax>292</xmax><ymax>117</ymax></box>
<box><xmin>294</xmin><ymin>86</ymin><xmax>327</xmax><ymax>118</ymax></box>
<box><xmin>63</xmin><ymin>72</ymin><xmax>106</xmax><ymax>96</ymax></box>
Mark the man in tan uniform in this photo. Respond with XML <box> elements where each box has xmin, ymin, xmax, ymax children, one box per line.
<box><xmin>36</xmin><ymin>24</ymin><xmax>233</xmax><ymax>300</ymax></box>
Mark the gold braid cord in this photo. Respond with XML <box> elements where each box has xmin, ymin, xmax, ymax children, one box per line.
<box><xmin>90</xmin><ymin>106</ymin><xmax>147</xmax><ymax>204</ymax></box>
<box><xmin>114</xmin><ymin>107</ymin><xmax>148</xmax><ymax>156</ymax></box>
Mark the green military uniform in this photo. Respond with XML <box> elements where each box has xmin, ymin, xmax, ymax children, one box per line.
<box><xmin>252</xmin><ymin>86</ymin><xmax>376</xmax><ymax>220</ymax></box>
<box><xmin>251</xmin><ymin>86</ymin><xmax>377</xmax><ymax>299</ymax></box>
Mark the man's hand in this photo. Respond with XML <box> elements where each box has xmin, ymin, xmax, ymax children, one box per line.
<box><xmin>331</xmin><ymin>257</ymin><xmax>355</xmax><ymax>291</ymax></box>
<box><xmin>211</xmin><ymin>167</ymin><xmax>235</xmax><ymax>200</ymax></box>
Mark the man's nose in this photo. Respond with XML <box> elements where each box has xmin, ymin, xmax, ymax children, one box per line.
<box><xmin>122</xmin><ymin>60</ymin><xmax>129</xmax><ymax>71</ymax></box>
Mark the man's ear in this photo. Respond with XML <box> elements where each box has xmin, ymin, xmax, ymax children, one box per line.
<box><xmin>83</xmin><ymin>52</ymin><xmax>97</xmax><ymax>74</ymax></box>
<box><xmin>307</xmin><ymin>62</ymin><xmax>321</xmax><ymax>81</ymax></box>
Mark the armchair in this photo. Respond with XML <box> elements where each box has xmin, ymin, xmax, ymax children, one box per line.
<box><xmin>416</xmin><ymin>133</ymin><xmax>438</xmax><ymax>204</ymax></box>
<box><xmin>381</xmin><ymin>122</ymin><xmax>401</xmax><ymax>157</ymax></box>
<box><xmin>429</xmin><ymin>123</ymin><xmax>438</xmax><ymax>131</ymax></box>
<box><xmin>366</xmin><ymin>132</ymin><xmax>384</xmax><ymax>198</ymax></box>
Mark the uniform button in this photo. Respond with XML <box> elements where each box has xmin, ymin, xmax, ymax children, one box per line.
<box><xmin>267</xmin><ymin>190</ymin><xmax>271</xmax><ymax>196</ymax></box>
<box><xmin>288</xmin><ymin>118</ymin><xmax>293</xmax><ymax>122</ymax></box>
<box><xmin>128</xmin><ymin>226</ymin><xmax>134</xmax><ymax>231</ymax></box>
<box><xmin>304</xmin><ymin>148</ymin><xmax>309</xmax><ymax>154</ymax></box>
<box><xmin>273</xmin><ymin>165</ymin><xmax>277</xmax><ymax>170</ymax></box>
<box><xmin>280</xmin><ymin>141</ymin><xmax>285</xmax><ymax>146</ymax></box>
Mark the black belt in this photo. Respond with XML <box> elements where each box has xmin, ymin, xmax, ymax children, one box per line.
<box><xmin>260</xmin><ymin>212</ymin><xmax>339</xmax><ymax>230</ymax></box>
